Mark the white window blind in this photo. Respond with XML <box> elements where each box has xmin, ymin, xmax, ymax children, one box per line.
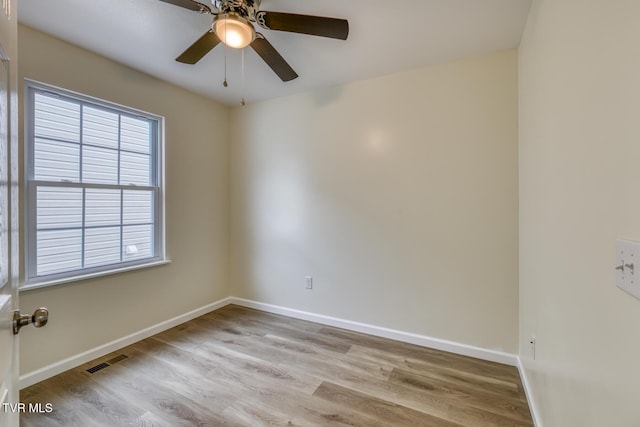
<box><xmin>25</xmin><ymin>82</ymin><xmax>164</xmax><ymax>285</ymax></box>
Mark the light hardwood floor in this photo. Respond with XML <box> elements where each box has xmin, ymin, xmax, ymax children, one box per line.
<box><xmin>20</xmin><ymin>305</ymin><xmax>533</xmax><ymax>426</ymax></box>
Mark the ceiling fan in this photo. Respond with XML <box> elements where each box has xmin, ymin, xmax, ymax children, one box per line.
<box><xmin>159</xmin><ymin>0</ymin><xmax>349</xmax><ymax>82</ymax></box>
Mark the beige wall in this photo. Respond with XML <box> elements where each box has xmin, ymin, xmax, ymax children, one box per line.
<box><xmin>230</xmin><ymin>50</ymin><xmax>519</xmax><ymax>353</ymax></box>
<box><xmin>17</xmin><ymin>25</ymin><xmax>230</xmax><ymax>374</ymax></box>
<box><xmin>519</xmin><ymin>0</ymin><xmax>640</xmax><ymax>425</ymax></box>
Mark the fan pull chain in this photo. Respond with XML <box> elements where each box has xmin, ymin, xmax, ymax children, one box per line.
<box><xmin>223</xmin><ymin>44</ymin><xmax>228</xmax><ymax>87</ymax></box>
<box><xmin>223</xmin><ymin>20</ymin><xmax>228</xmax><ymax>87</ymax></box>
<box><xmin>240</xmin><ymin>48</ymin><xmax>246</xmax><ymax>106</ymax></box>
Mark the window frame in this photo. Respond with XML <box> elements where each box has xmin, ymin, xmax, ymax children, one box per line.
<box><xmin>23</xmin><ymin>80</ymin><xmax>166</xmax><ymax>289</ymax></box>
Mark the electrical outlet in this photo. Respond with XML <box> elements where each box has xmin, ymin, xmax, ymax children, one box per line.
<box><xmin>529</xmin><ymin>336</ymin><xmax>536</xmax><ymax>360</ymax></box>
<box><xmin>616</xmin><ymin>239</ymin><xmax>640</xmax><ymax>300</ymax></box>
<box><xmin>305</xmin><ymin>276</ymin><xmax>313</xmax><ymax>289</ymax></box>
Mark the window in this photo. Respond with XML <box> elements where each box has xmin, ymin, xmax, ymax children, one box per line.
<box><xmin>24</xmin><ymin>81</ymin><xmax>165</xmax><ymax>286</ymax></box>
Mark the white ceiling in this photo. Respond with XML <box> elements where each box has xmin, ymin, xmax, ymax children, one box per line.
<box><xmin>18</xmin><ymin>0</ymin><xmax>532</xmax><ymax>106</ymax></box>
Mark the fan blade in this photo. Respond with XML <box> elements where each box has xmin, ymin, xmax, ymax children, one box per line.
<box><xmin>157</xmin><ymin>0</ymin><xmax>212</xmax><ymax>13</ymax></box>
<box><xmin>257</xmin><ymin>11</ymin><xmax>349</xmax><ymax>40</ymax></box>
<box><xmin>251</xmin><ymin>34</ymin><xmax>298</xmax><ymax>82</ymax></box>
<box><xmin>176</xmin><ymin>30</ymin><xmax>221</xmax><ymax>64</ymax></box>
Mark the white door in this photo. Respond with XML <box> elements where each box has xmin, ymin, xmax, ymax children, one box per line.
<box><xmin>0</xmin><ymin>0</ymin><xmax>18</xmax><ymax>425</ymax></box>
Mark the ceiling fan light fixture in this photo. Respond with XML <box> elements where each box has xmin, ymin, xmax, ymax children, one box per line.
<box><xmin>214</xmin><ymin>14</ymin><xmax>255</xmax><ymax>49</ymax></box>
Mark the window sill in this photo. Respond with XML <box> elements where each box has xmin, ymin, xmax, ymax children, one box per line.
<box><xmin>19</xmin><ymin>259</ymin><xmax>172</xmax><ymax>292</ymax></box>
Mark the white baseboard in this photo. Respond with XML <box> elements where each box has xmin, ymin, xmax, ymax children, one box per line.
<box><xmin>19</xmin><ymin>297</ymin><xmax>234</xmax><ymax>389</ymax></box>
<box><xmin>228</xmin><ymin>297</ymin><xmax>519</xmax><ymax>366</ymax></box>
<box><xmin>517</xmin><ymin>357</ymin><xmax>542</xmax><ymax>427</ymax></box>
<box><xmin>20</xmin><ymin>295</ymin><xmax>521</xmax><ymax>395</ymax></box>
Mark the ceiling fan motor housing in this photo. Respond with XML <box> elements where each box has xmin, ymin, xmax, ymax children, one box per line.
<box><xmin>213</xmin><ymin>0</ymin><xmax>261</xmax><ymax>20</ymax></box>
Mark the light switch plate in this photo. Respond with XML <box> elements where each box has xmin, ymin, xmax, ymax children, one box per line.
<box><xmin>616</xmin><ymin>239</ymin><xmax>640</xmax><ymax>300</ymax></box>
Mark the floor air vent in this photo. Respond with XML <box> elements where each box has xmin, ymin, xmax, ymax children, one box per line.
<box><xmin>86</xmin><ymin>362</ymin><xmax>110</xmax><ymax>374</ymax></box>
<box><xmin>85</xmin><ymin>354</ymin><xmax>129</xmax><ymax>375</ymax></box>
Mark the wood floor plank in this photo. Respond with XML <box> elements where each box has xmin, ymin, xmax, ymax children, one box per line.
<box><xmin>314</xmin><ymin>381</ymin><xmax>463</xmax><ymax>427</ymax></box>
<box><xmin>190</xmin><ymin>313</ymin><xmax>529</xmax><ymax>426</ymax></box>
<box><xmin>84</xmin><ymin>362</ymin><xmax>229</xmax><ymax>427</ymax></box>
<box><xmin>201</xmin><ymin>308</ymin><xmax>353</xmax><ymax>354</ymax></box>
<box><xmin>20</xmin><ymin>305</ymin><xmax>534</xmax><ymax>427</ymax></box>
<box><xmin>388</xmin><ymin>368</ymin><xmax>532</xmax><ymax>422</ymax></box>
<box><xmin>21</xmin><ymin>370</ymin><xmax>152</xmax><ymax>427</ymax></box>
<box><xmin>181</xmin><ymin>322</ymin><xmax>395</xmax><ymax>385</ymax></box>
<box><xmin>317</xmin><ymin>326</ymin><xmax>521</xmax><ymax>383</ymax></box>
<box><xmin>150</xmin><ymin>327</ymin><xmax>320</xmax><ymax>395</ymax></box>
<box><xmin>220</xmin><ymin>387</ymin><xmax>388</xmax><ymax>427</ymax></box>
<box><xmin>262</xmin><ymin>333</ymin><xmax>394</xmax><ymax>381</ymax></box>
<box><xmin>301</xmin><ymin>355</ymin><xmax>531</xmax><ymax>426</ymax></box>
<box><xmin>94</xmin><ymin>347</ymin><xmax>238</xmax><ymax>416</ymax></box>
<box><xmin>219</xmin><ymin>305</ymin><xmax>324</xmax><ymax>334</ymax></box>
<box><xmin>140</xmin><ymin>333</ymin><xmax>381</xmax><ymax>426</ymax></box>
<box><xmin>347</xmin><ymin>344</ymin><xmax>526</xmax><ymax>402</ymax></box>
